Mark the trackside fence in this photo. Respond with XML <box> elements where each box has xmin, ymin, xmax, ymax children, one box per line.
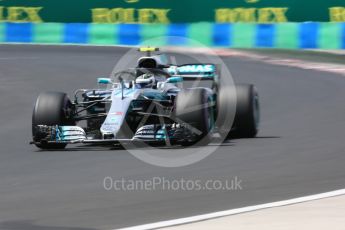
<box><xmin>0</xmin><ymin>22</ymin><xmax>344</xmax><ymax>49</ymax></box>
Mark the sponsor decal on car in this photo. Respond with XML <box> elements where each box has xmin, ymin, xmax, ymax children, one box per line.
<box><xmin>110</xmin><ymin>112</ymin><xmax>123</xmax><ymax>116</ymax></box>
<box><xmin>178</xmin><ymin>64</ymin><xmax>214</xmax><ymax>73</ymax></box>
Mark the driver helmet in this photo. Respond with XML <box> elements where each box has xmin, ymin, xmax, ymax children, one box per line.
<box><xmin>136</xmin><ymin>73</ymin><xmax>156</xmax><ymax>88</ymax></box>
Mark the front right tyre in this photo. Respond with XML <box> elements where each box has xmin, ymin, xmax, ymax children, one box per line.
<box><xmin>32</xmin><ymin>92</ymin><xmax>75</xmax><ymax>149</ymax></box>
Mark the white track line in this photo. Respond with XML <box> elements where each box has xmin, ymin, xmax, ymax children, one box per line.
<box><xmin>116</xmin><ymin>188</ymin><xmax>345</xmax><ymax>230</ymax></box>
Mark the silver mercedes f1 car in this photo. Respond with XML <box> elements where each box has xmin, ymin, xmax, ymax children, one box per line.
<box><xmin>31</xmin><ymin>47</ymin><xmax>260</xmax><ymax>149</ymax></box>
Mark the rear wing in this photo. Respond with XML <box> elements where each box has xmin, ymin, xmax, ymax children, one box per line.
<box><xmin>166</xmin><ymin>64</ymin><xmax>219</xmax><ymax>81</ymax></box>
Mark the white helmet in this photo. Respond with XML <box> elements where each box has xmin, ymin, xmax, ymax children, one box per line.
<box><xmin>136</xmin><ymin>73</ymin><xmax>156</xmax><ymax>88</ymax></box>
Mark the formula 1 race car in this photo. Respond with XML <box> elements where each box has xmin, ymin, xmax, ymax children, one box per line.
<box><xmin>31</xmin><ymin>47</ymin><xmax>260</xmax><ymax>149</ymax></box>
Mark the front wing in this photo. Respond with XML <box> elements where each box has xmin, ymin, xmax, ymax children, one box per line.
<box><xmin>31</xmin><ymin>125</ymin><xmax>197</xmax><ymax>146</ymax></box>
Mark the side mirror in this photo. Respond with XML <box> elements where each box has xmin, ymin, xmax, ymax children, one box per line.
<box><xmin>166</xmin><ymin>77</ymin><xmax>183</xmax><ymax>83</ymax></box>
<box><xmin>97</xmin><ymin>78</ymin><xmax>113</xmax><ymax>85</ymax></box>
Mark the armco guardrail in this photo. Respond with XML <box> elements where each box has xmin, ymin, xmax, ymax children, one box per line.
<box><xmin>0</xmin><ymin>22</ymin><xmax>344</xmax><ymax>49</ymax></box>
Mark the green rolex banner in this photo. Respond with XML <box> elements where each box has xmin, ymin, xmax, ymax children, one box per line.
<box><xmin>0</xmin><ymin>0</ymin><xmax>345</xmax><ymax>23</ymax></box>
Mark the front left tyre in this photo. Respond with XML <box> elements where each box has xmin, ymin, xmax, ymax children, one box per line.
<box><xmin>174</xmin><ymin>88</ymin><xmax>213</xmax><ymax>146</ymax></box>
<box><xmin>32</xmin><ymin>92</ymin><xmax>75</xmax><ymax>149</ymax></box>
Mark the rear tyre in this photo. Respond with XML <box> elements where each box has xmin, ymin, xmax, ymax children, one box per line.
<box><xmin>232</xmin><ymin>84</ymin><xmax>260</xmax><ymax>138</ymax></box>
<box><xmin>217</xmin><ymin>84</ymin><xmax>259</xmax><ymax>139</ymax></box>
<box><xmin>175</xmin><ymin>89</ymin><xmax>213</xmax><ymax>146</ymax></box>
<box><xmin>32</xmin><ymin>92</ymin><xmax>75</xmax><ymax>149</ymax></box>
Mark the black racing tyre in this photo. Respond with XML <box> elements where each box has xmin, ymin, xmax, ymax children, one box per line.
<box><xmin>175</xmin><ymin>88</ymin><xmax>213</xmax><ymax>146</ymax></box>
<box><xmin>32</xmin><ymin>92</ymin><xmax>75</xmax><ymax>149</ymax></box>
<box><xmin>216</xmin><ymin>83</ymin><xmax>237</xmax><ymax>140</ymax></box>
<box><xmin>217</xmin><ymin>84</ymin><xmax>259</xmax><ymax>139</ymax></box>
<box><xmin>232</xmin><ymin>84</ymin><xmax>260</xmax><ymax>138</ymax></box>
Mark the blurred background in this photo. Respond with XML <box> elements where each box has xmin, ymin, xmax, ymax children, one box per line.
<box><xmin>0</xmin><ymin>0</ymin><xmax>345</xmax><ymax>49</ymax></box>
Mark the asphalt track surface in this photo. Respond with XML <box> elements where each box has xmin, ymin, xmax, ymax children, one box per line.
<box><xmin>0</xmin><ymin>45</ymin><xmax>345</xmax><ymax>230</ymax></box>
